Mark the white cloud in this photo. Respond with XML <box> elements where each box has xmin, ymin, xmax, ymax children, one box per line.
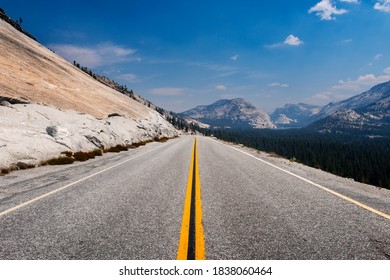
<box><xmin>306</xmin><ymin>91</ymin><xmax>350</xmax><ymax>104</ymax></box>
<box><xmin>50</xmin><ymin>45</ymin><xmax>101</xmax><ymax>67</ymax></box>
<box><xmin>207</xmin><ymin>64</ymin><xmax>235</xmax><ymax>73</ymax></box>
<box><xmin>49</xmin><ymin>42</ymin><xmax>137</xmax><ymax>68</ymax></box>
<box><xmin>332</xmin><ymin>74</ymin><xmax>390</xmax><ymax>91</ymax></box>
<box><xmin>230</xmin><ymin>54</ymin><xmax>239</xmax><ymax>61</ymax></box>
<box><xmin>310</xmin><ymin>92</ymin><xmax>333</xmax><ymax>101</ymax></box>
<box><xmin>308</xmin><ymin>0</ymin><xmax>347</xmax><ymax>20</ymax></box>
<box><xmin>339</xmin><ymin>0</ymin><xmax>359</xmax><ymax>3</ymax></box>
<box><xmin>117</xmin><ymin>73</ymin><xmax>140</xmax><ymax>83</ymax></box>
<box><xmin>374</xmin><ymin>0</ymin><xmax>390</xmax><ymax>13</ymax></box>
<box><xmin>374</xmin><ymin>53</ymin><xmax>383</xmax><ymax>60</ymax></box>
<box><xmin>98</xmin><ymin>44</ymin><xmax>134</xmax><ymax>57</ymax></box>
<box><xmin>215</xmin><ymin>71</ymin><xmax>239</xmax><ymax>78</ymax></box>
<box><xmin>342</xmin><ymin>39</ymin><xmax>353</xmax><ymax>44</ymax></box>
<box><xmin>215</xmin><ymin>85</ymin><xmax>227</xmax><ymax>90</ymax></box>
<box><xmin>268</xmin><ymin>82</ymin><xmax>289</xmax><ymax>88</ymax></box>
<box><xmin>190</xmin><ymin>62</ymin><xmax>238</xmax><ymax>77</ymax></box>
<box><xmin>150</xmin><ymin>87</ymin><xmax>185</xmax><ymax>96</ymax></box>
<box><xmin>266</xmin><ymin>35</ymin><xmax>304</xmax><ymax>48</ymax></box>
<box><xmin>284</xmin><ymin>35</ymin><xmax>304</xmax><ymax>46</ymax></box>
<box><xmin>307</xmin><ymin>73</ymin><xmax>390</xmax><ymax>104</ymax></box>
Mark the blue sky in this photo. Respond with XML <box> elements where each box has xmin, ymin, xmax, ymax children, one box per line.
<box><xmin>2</xmin><ymin>0</ymin><xmax>390</xmax><ymax>112</ymax></box>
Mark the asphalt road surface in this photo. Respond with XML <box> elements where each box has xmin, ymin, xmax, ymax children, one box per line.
<box><xmin>0</xmin><ymin>136</ymin><xmax>389</xmax><ymax>259</ymax></box>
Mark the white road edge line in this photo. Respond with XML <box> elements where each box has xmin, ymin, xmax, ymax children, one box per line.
<box><xmin>218</xmin><ymin>140</ymin><xmax>390</xmax><ymax>221</ymax></box>
<box><xmin>0</xmin><ymin>139</ymin><xmax>178</xmax><ymax>218</ymax></box>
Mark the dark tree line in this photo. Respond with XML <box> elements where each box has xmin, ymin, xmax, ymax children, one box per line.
<box><xmin>213</xmin><ymin>129</ymin><xmax>390</xmax><ymax>189</ymax></box>
<box><xmin>73</xmin><ymin>62</ymin><xmax>98</xmax><ymax>80</ymax></box>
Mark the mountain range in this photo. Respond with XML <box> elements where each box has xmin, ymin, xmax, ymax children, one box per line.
<box><xmin>308</xmin><ymin>81</ymin><xmax>390</xmax><ymax>135</ymax></box>
<box><xmin>180</xmin><ymin>80</ymin><xmax>390</xmax><ymax>135</ymax></box>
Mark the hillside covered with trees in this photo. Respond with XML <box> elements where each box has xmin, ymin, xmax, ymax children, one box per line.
<box><xmin>213</xmin><ymin>129</ymin><xmax>390</xmax><ymax>190</ymax></box>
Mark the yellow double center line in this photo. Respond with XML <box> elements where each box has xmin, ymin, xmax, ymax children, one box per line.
<box><xmin>177</xmin><ymin>138</ymin><xmax>205</xmax><ymax>260</ymax></box>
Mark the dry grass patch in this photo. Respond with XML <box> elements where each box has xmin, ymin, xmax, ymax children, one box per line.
<box><xmin>60</xmin><ymin>149</ymin><xmax>103</xmax><ymax>161</ymax></box>
<box><xmin>44</xmin><ymin>157</ymin><xmax>75</xmax><ymax>165</ymax></box>
<box><xmin>0</xmin><ymin>169</ymin><xmax>10</xmax><ymax>175</ymax></box>
<box><xmin>0</xmin><ymin>137</ymin><xmax>173</xmax><ymax>176</ymax></box>
<box><xmin>1</xmin><ymin>163</ymin><xmax>32</xmax><ymax>175</ymax></box>
<box><xmin>104</xmin><ymin>145</ymin><xmax>128</xmax><ymax>153</ymax></box>
<box><xmin>154</xmin><ymin>137</ymin><xmax>170</xmax><ymax>143</ymax></box>
<box><xmin>92</xmin><ymin>149</ymin><xmax>103</xmax><ymax>156</ymax></box>
<box><xmin>73</xmin><ymin>151</ymin><xmax>94</xmax><ymax>161</ymax></box>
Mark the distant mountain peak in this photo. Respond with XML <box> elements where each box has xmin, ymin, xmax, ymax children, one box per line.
<box><xmin>270</xmin><ymin>103</ymin><xmax>322</xmax><ymax>128</ymax></box>
<box><xmin>180</xmin><ymin>98</ymin><xmax>275</xmax><ymax>129</ymax></box>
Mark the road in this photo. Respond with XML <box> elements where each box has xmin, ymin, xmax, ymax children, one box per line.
<box><xmin>0</xmin><ymin>136</ymin><xmax>389</xmax><ymax>259</ymax></box>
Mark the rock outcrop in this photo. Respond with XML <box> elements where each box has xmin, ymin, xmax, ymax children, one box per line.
<box><xmin>0</xmin><ymin>9</ymin><xmax>178</xmax><ymax>171</ymax></box>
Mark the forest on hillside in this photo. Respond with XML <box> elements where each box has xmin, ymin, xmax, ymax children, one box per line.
<box><xmin>212</xmin><ymin>129</ymin><xmax>390</xmax><ymax>190</ymax></box>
